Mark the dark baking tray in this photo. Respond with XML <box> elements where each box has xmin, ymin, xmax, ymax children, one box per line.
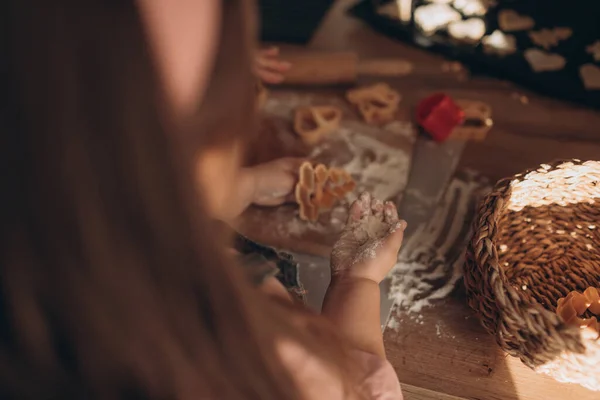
<box><xmin>259</xmin><ymin>0</ymin><xmax>335</xmax><ymax>44</ymax></box>
<box><xmin>349</xmin><ymin>0</ymin><xmax>600</xmax><ymax>110</ymax></box>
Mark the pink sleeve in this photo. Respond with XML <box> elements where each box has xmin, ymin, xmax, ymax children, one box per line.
<box><xmin>352</xmin><ymin>350</ymin><xmax>404</xmax><ymax>400</ymax></box>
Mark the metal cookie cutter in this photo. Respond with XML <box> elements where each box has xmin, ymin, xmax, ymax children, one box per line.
<box><xmin>293</xmin><ymin>106</ymin><xmax>342</xmax><ymax>146</ymax></box>
<box><xmin>416</xmin><ymin>93</ymin><xmax>493</xmax><ymax>142</ymax></box>
<box><xmin>451</xmin><ymin>99</ymin><xmax>493</xmax><ymax>141</ymax></box>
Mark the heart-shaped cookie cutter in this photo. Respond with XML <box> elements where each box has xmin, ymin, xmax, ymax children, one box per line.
<box><xmin>451</xmin><ymin>99</ymin><xmax>493</xmax><ymax>141</ymax></box>
<box><xmin>347</xmin><ymin>83</ymin><xmax>401</xmax><ymax>125</ymax></box>
<box><xmin>295</xmin><ymin>162</ymin><xmax>356</xmax><ymax>222</ymax></box>
<box><xmin>293</xmin><ymin>106</ymin><xmax>342</xmax><ymax>146</ymax></box>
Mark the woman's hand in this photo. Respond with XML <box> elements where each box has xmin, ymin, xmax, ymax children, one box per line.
<box><xmin>330</xmin><ymin>192</ymin><xmax>407</xmax><ymax>284</ymax></box>
<box><xmin>245</xmin><ymin>158</ymin><xmax>304</xmax><ymax>206</ymax></box>
<box><xmin>255</xmin><ymin>47</ymin><xmax>291</xmax><ymax>84</ymax></box>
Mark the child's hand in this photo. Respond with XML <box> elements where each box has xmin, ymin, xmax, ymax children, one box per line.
<box><xmin>255</xmin><ymin>47</ymin><xmax>292</xmax><ymax>84</ymax></box>
<box><xmin>247</xmin><ymin>158</ymin><xmax>304</xmax><ymax>206</ymax></box>
<box><xmin>330</xmin><ymin>192</ymin><xmax>407</xmax><ymax>284</ymax></box>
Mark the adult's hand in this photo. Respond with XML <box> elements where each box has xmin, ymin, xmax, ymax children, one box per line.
<box><xmin>247</xmin><ymin>157</ymin><xmax>304</xmax><ymax>206</ymax></box>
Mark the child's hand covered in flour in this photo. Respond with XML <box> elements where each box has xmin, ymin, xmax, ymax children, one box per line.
<box><xmin>331</xmin><ymin>192</ymin><xmax>407</xmax><ymax>284</ymax></box>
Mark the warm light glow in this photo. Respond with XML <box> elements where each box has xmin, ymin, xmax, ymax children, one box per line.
<box><xmin>482</xmin><ymin>30</ymin><xmax>517</xmax><ymax>55</ymax></box>
<box><xmin>414</xmin><ymin>4</ymin><xmax>461</xmax><ymax>35</ymax></box>
<box><xmin>397</xmin><ymin>0</ymin><xmax>412</xmax><ymax>22</ymax></box>
<box><xmin>507</xmin><ymin>162</ymin><xmax>600</xmax><ymax>212</ymax></box>
<box><xmin>533</xmin><ymin>327</ymin><xmax>600</xmax><ymax>391</ymax></box>
<box><xmin>453</xmin><ymin>0</ymin><xmax>488</xmax><ymax>16</ymax></box>
<box><xmin>447</xmin><ymin>18</ymin><xmax>486</xmax><ymax>42</ymax></box>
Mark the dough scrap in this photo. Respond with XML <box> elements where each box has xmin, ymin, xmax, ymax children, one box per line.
<box><xmin>293</xmin><ymin>106</ymin><xmax>342</xmax><ymax>146</ymax></box>
<box><xmin>556</xmin><ymin>287</ymin><xmax>600</xmax><ymax>334</ymax></box>
<box><xmin>346</xmin><ymin>83</ymin><xmax>401</xmax><ymax>125</ymax></box>
<box><xmin>295</xmin><ymin>162</ymin><xmax>356</xmax><ymax>222</ymax></box>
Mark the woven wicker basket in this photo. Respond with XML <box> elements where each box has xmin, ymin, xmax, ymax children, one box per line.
<box><xmin>465</xmin><ymin>160</ymin><xmax>600</xmax><ymax>391</ymax></box>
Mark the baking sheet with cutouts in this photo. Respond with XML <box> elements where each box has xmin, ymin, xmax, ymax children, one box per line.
<box><xmin>351</xmin><ymin>0</ymin><xmax>600</xmax><ymax>110</ymax></box>
<box><xmin>237</xmin><ymin>89</ymin><xmax>416</xmax><ymax>257</ymax></box>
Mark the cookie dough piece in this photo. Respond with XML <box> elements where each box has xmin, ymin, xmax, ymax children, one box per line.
<box><xmin>295</xmin><ymin>162</ymin><xmax>356</xmax><ymax>222</ymax></box>
<box><xmin>295</xmin><ymin>162</ymin><xmax>317</xmax><ymax>222</ymax></box>
<box><xmin>452</xmin><ymin>0</ymin><xmax>492</xmax><ymax>16</ymax></box>
<box><xmin>482</xmin><ymin>30</ymin><xmax>517</xmax><ymax>56</ymax></box>
<box><xmin>347</xmin><ymin>83</ymin><xmax>401</xmax><ymax>125</ymax></box>
<box><xmin>293</xmin><ymin>105</ymin><xmax>342</xmax><ymax>146</ymax></box>
<box><xmin>556</xmin><ymin>287</ymin><xmax>600</xmax><ymax>333</ymax></box>
<box><xmin>498</xmin><ymin>9</ymin><xmax>534</xmax><ymax>32</ymax></box>
<box><xmin>529</xmin><ymin>27</ymin><xmax>572</xmax><ymax>50</ymax></box>
<box><xmin>447</xmin><ymin>18</ymin><xmax>486</xmax><ymax>44</ymax></box>
<box><xmin>580</xmin><ymin>64</ymin><xmax>600</xmax><ymax>90</ymax></box>
<box><xmin>524</xmin><ymin>49</ymin><xmax>566</xmax><ymax>72</ymax></box>
<box><xmin>451</xmin><ymin>99</ymin><xmax>493</xmax><ymax>141</ymax></box>
<box><xmin>414</xmin><ymin>4</ymin><xmax>461</xmax><ymax>35</ymax></box>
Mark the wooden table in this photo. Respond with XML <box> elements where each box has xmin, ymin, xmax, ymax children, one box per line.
<box><xmin>303</xmin><ymin>1</ymin><xmax>600</xmax><ymax>399</ymax></box>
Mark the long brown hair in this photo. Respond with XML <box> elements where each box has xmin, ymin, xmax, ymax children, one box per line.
<box><xmin>0</xmin><ymin>1</ymin><xmax>356</xmax><ymax>399</ymax></box>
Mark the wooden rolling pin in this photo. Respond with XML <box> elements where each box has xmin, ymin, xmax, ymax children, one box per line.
<box><xmin>281</xmin><ymin>52</ymin><xmax>414</xmax><ymax>85</ymax></box>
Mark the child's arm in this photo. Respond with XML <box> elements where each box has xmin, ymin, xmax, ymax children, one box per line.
<box><xmin>322</xmin><ymin>277</ymin><xmax>387</xmax><ymax>357</ymax></box>
<box><xmin>321</xmin><ymin>193</ymin><xmax>406</xmax><ymax>358</ymax></box>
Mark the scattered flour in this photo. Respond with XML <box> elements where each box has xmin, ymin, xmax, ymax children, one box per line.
<box><xmin>387</xmin><ymin>175</ymin><xmax>491</xmax><ymax>315</ymax></box>
<box><xmin>284</xmin><ymin>217</ymin><xmax>320</xmax><ymax>237</ymax></box>
<box><xmin>383</xmin><ymin>121</ymin><xmax>417</xmax><ymax>143</ymax></box>
<box><xmin>265</xmin><ymin>92</ymin><xmax>413</xmax><ymax>203</ymax></box>
<box><xmin>326</xmin><ymin>128</ymin><xmax>411</xmax><ymax>201</ymax></box>
<box><xmin>386</xmin><ymin>317</ymin><xmax>401</xmax><ymax>331</ymax></box>
<box><xmin>405</xmin><ymin>188</ymin><xmax>437</xmax><ymax>207</ymax></box>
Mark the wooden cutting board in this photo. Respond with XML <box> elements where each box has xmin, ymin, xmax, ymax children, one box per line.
<box><xmin>236</xmin><ymin>88</ymin><xmax>416</xmax><ymax>257</ymax></box>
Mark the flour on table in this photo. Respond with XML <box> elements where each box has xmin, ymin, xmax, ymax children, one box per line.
<box><xmin>285</xmin><ymin>216</ymin><xmax>318</xmax><ymax>236</ymax></box>
<box><xmin>266</xmin><ymin>93</ymin><xmax>412</xmax><ymax>203</ymax></box>
<box><xmin>383</xmin><ymin>121</ymin><xmax>416</xmax><ymax>143</ymax></box>
<box><xmin>386</xmin><ymin>317</ymin><xmax>401</xmax><ymax>332</ymax></box>
<box><xmin>311</xmin><ymin>127</ymin><xmax>410</xmax><ymax>201</ymax></box>
<box><xmin>387</xmin><ymin>173</ymin><xmax>490</xmax><ymax>315</ymax></box>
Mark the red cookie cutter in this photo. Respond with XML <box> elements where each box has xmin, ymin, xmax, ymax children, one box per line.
<box><xmin>416</xmin><ymin>93</ymin><xmax>465</xmax><ymax>142</ymax></box>
<box><xmin>416</xmin><ymin>94</ymin><xmax>494</xmax><ymax>142</ymax></box>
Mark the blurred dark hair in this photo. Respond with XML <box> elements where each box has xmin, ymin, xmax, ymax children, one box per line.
<box><xmin>0</xmin><ymin>1</ymin><xmax>355</xmax><ymax>399</ymax></box>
